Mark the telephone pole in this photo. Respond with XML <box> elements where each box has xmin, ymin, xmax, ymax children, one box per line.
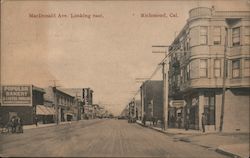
<box><xmin>219</xmin><ymin>29</ymin><xmax>228</xmax><ymax>132</ymax></box>
<box><xmin>49</xmin><ymin>80</ymin><xmax>60</xmax><ymax>125</ymax></box>
<box><xmin>152</xmin><ymin>45</ymin><xmax>169</xmax><ymax>130</ymax></box>
<box><xmin>162</xmin><ymin>61</ymin><xmax>169</xmax><ymax>130</ymax></box>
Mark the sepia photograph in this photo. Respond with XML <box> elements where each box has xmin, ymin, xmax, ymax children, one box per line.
<box><xmin>0</xmin><ymin>0</ymin><xmax>249</xmax><ymax>157</ymax></box>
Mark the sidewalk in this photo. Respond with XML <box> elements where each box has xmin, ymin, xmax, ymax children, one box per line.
<box><xmin>136</xmin><ymin>120</ymin><xmax>249</xmax><ymax>158</ymax></box>
<box><xmin>23</xmin><ymin>121</ymin><xmax>76</xmax><ymax>130</ymax></box>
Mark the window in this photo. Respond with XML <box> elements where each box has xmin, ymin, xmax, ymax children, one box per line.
<box><xmin>200</xmin><ymin>26</ymin><xmax>208</xmax><ymax>45</ymax></box>
<box><xmin>190</xmin><ymin>60</ymin><xmax>199</xmax><ymax>79</ymax></box>
<box><xmin>213</xmin><ymin>27</ymin><xmax>221</xmax><ymax>45</ymax></box>
<box><xmin>187</xmin><ymin>64</ymin><xmax>190</xmax><ymax>80</ymax></box>
<box><xmin>200</xmin><ymin>59</ymin><xmax>208</xmax><ymax>77</ymax></box>
<box><xmin>177</xmin><ymin>75</ymin><xmax>181</xmax><ymax>87</ymax></box>
<box><xmin>232</xmin><ymin>59</ymin><xmax>240</xmax><ymax>78</ymax></box>
<box><xmin>232</xmin><ymin>27</ymin><xmax>240</xmax><ymax>46</ymax></box>
<box><xmin>204</xmin><ymin>93</ymin><xmax>215</xmax><ymax>125</ymax></box>
<box><xmin>180</xmin><ymin>69</ymin><xmax>184</xmax><ymax>83</ymax></box>
<box><xmin>244</xmin><ymin>26</ymin><xmax>250</xmax><ymax>45</ymax></box>
<box><xmin>214</xmin><ymin>59</ymin><xmax>221</xmax><ymax>77</ymax></box>
<box><xmin>244</xmin><ymin>59</ymin><xmax>250</xmax><ymax>77</ymax></box>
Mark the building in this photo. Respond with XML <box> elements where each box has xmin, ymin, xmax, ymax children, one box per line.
<box><xmin>61</xmin><ymin>88</ymin><xmax>94</xmax><ymax>119</ymax></box>
<box><xmin>135</xmin><ymin>100</ymin><xmax>142</xmax><ymax>120</ymax></box>
<box><xmin>44</xmin><ymin>87</ymin><xmax>77</xmax><ymax>123</ymax></box>
<box><xmin>82</xmin><ymin>88</ymin><xmax>94</xmax><ymax>119</ymax></box>
<box><xmin>168</xmin><ymin>7</ymin><xmax>250</xmax><ymax>132</ymax></box>
<box><xmin>140</xmin><ymin>80</ymin><xmax>163</xmax><ymax>122</ymax></box>
<box><xmin>0</xmin><ymin>85</ymin><xmax>45</xmax><ymax>125</ymax></box>
<box><xmin>127</xmin><ymin>100</ymin><xmax>136</xmax><ymax>122</ymax></box>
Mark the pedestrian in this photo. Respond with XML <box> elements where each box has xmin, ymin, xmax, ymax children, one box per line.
<box><xmin>177</xmin><ymin>116</ymin><xmax>182</xmax><ymax>129</ymax></box>
<box><xmin>19</xmin><ymin>117</ymin><xmax>23</xmax><ymax>133</ymax></box>
<box><xmin>142</xmin><ymin>114</ymin><xmax>146</xmax><ymax>126</ymax></box>
<box><xmin>10</xmin><ymin>117</ymin><xmax>15</xmax><ymax>133</ymax></box>
<box><xmin>185</xmin><ymin>115</ymin><xmax>190</xmax><ymax>131</ymax></box>
<box><xmin>201</xmin><ymin>113</ymin><xmax>206</xmax><ymax>133</ymax></box>
<box><xmin>16</xmin><ymin>117</ymin><xmax>23</xmax><ymax>133</ymax></box>
<box><xmin>170</xmin><ymin>115</ymin><xmax>175</xmax><ymax>128</ymax></box>
<box><xmin>13</xmin><ymin>117</ymin><xmax>18</xmax><ymax>133</ymax></box>
<box><xmin>34</xmin><ymin>116</ymin><xmax>38</xmax><ymax>127</ymax></box>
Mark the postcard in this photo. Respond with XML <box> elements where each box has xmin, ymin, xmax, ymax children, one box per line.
<box><xmin>0</xmin><ymin>0</ymin><xmax>249</xmax><ymax>157</ymax></box>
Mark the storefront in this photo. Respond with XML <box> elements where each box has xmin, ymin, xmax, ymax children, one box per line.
<box><xmin>184</xmin><ymin>90</ymin><xmax>216</xmax><ymax>131</ymax></box>
<box><xmin>168</xmin><ymin>100</ymin><xmax>185</xmax><ymax>128</ymax></box>
<box><xmin>36</xmin><ymin>105</ymin><xmax>55</xmax><ymax>124</ymax></box>
<box><xmin>0</xmin><ymin>85</ymin><xmax>45</xmax><ymax>125</ymax></box>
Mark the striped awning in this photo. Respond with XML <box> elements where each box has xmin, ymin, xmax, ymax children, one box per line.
<box><xmin>36</xmin><ymin>105</ymin><xmax>55</xmax><ymax>115</ymax></box>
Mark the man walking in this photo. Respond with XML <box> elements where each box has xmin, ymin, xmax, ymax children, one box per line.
<box><xmin>34</xmin><ymin>116</ymin><xmax>38</xmax><ymax>127</ymax></box>
<box><xmin>201</xmin><ymin>113</ymin><xmax>206</xmax><ymax>133</ymax></box>
<box><xmin>185</xmin><ymin>115</ymin><xmax>190</xmax><ymax>131</ymax></box>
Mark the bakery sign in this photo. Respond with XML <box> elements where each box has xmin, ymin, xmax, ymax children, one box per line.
<box><xmin>1</xmin><ymin>85</ymin><xmax>32</xmax><ymax>106</ymax></box>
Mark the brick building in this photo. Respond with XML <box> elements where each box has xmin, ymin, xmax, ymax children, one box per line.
<box><xmin>0</xmin><ymin>85</ymin><xmax>45</xmax><ymax>125</ymax></box>
<box><xmin>140</xmin><ymin>80</ymin><xmax>163</xmax><ymax>122</ymax></box>
<box><xmin>44</xmin><ymin>87</ymin><xmax>76</xmax><ymax>123</ymax></box>
<box><xmin>168</xmin><ymin>7</ymin><xmax>250</xmax><ymax>132</ymax></box>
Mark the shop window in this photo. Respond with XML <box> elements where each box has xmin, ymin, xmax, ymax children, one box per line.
<box><xmin>232</xmin><ymin>27</ymin><xmax>240</xmax><ymax>46</ymax></box>
<box><xmin>214</xmin><ymin>59</ymin><xmax>221</xmax><ymax>77</ymax></box>
<box><xmin>244</xmin><ymin>26</ymin><xmax>250</xmax><ymax>45</ymax></box>
<box><xmin>232</xmin><ymin>59</ymin><xmax>241</xmax><ymax>78</ymax></box>
<box><xmin>200</xmin><ymin>26</ymin><xmax>208</xmax><ymax>45</ymax></box>
<box><xmin>244</xmin><ymin>59</ymin><xmax>250</xmax><ymax>77</ymax></box>
<box><xmin>213</xmin><ymin>27</ymin><xmax>221</xmax><ymax>45</ymax></box>
<box><xmin>200</xmin><ymin>59</ymin><xmax>208</xmax><ymax>77</ymax></box>
<box><xmin>204</xmin><ymin>93</ymin><xmax>215</xmax><ymax>125</ymax></box>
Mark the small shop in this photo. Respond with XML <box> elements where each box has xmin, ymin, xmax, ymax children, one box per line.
<box><xmin>0</xmin><ymin>85</ymin><xmax>45</xmax><ymax>125</ymax></box>
<box><xmin>168</xmin><ymin>100</ymin><xmax>185</xmax><ymax>128</ymax></box>
<box><xmin>36</xmin><ymin>105</ymin><xmax>55</xmax><ymax>124</ymax></box>
<box><xmin>65</xmin><ymin>113</ymin><xmax>73</xmax><ymax>121</ymax></box>
<box><xmin>185</xmin><ymin>95</ymin><xmax>199</xmax><ymax>130</ymax></box>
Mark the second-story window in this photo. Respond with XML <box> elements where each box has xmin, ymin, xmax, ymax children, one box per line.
<box><xmin>200</xmin><ymin>59</ymin><xmax>208</xmax><ymax>77</ymax></box>
<box><xmin>232</xmin><ymin>27</ymin><xmax>240</xmax><ymax>46</ymax></box>
<box><xmin>214</xmin><ymin>59</ymin><xmax>221</xmax><ymax>77</ymax></box>
<box><xmin>244</xmin><ymin>26</ymin><xmax>250</xmax><ymax>45</ymax></box>
<box><xmin>200</xmin><ymin>26</ymin><xmax>208</xmax><ymax>45</ymax></box>
<box><xmin>213</xmin><ymin>27</ymin><xmax>221</xmax><ymax>45</ymax></box>
<box><xmin>232</xmin><ymin>59</ymin><xmax>240</xmax><ymax>78</ymax></box>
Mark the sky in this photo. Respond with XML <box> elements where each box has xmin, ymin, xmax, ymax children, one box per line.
<box><xmin>1</xmin><ymin>0</ymin><xmax>249</xmax><ymax>115</ymax></box>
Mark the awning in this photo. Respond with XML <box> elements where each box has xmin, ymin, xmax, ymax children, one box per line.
<box><xmin>36</xmin><ymin>105</ymin><xmax>55</xmax><ymax>115</ymax></box>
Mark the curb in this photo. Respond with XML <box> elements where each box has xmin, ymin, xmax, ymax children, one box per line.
<box><xmin>136</xmin><ymin>121</ymin><xmax>175</xmax><ymax>136</ymax></box>
<box><xmin>0</xmin><ymin>154</ymin><xmax>9</xmax><ymax>158</ymax></box>
<box><xmin>23</xmin><ymin>121</ymin><xmax>78</xmax><ymax>130</ymax></box>
<box><xmin>215</xmin><ymin>148</ymin><xmax>241</xmax><ymax>158</ymax></box>
<box><xmin>135</xmin><ymin>121</ymin><xmax>235</xmax><ymax>157</ymax></box>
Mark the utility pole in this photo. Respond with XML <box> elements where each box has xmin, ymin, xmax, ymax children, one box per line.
<box><xmin>152</xmin><ymin>45</ymin><xmax>169</xmax><ymax>130</ymax></box>
<box><xmin>50</xmin><ymin>80</ymin><xmax>60</xmax><ymax>125</ymax></box>
<box><xmin>162</xmin><ymin>61</ymin><xmax>169</xmax><ymax>130</ymax></box>
<box><xmin>220</xmin><ymin>28</ymin><xmax>228</xmax><ymax>132</ymax></box>
<box><xmin>152</xmin><ymin>44</ymin><xmax>191</xmax><ymax>130</ymax></box>
<box><xmin>75</xmin><ymin>92</ymin><xmax>80</xmax><ymax>121</ymax></box>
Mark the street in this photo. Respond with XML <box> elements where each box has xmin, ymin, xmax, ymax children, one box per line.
<box><xmin>0</xmin><ymin>119</ymin><xmax>228</xmax><ymax>157</ymax></box>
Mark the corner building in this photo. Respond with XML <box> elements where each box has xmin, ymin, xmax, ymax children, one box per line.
<box><xmin>168</xmin><ymin>7</ymin><xmax>250</xmax><ymax>132</ymax></box>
